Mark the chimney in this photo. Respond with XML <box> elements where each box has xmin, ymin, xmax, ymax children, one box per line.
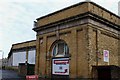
<box><xmin>118</xmin><ymin>1</ymin><xmax>120</xmax><ymax>16</ymax></box>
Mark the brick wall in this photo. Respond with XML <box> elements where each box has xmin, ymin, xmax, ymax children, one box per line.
<box><xmin>34</xmin><ymin>1</ymin><xmax>120</xmax><ymax>79</ymax></box>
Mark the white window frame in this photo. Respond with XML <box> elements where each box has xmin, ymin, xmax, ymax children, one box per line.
<box><xmin>52</xmin><ymin>41</ymin><xmax>69</xmax><ymax>57</ymax></box>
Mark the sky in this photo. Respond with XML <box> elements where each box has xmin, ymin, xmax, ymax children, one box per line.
<box><xmin>0</xmin><ymin>0</ymin><xmax>120</xmax><ymax>58</ymax></box>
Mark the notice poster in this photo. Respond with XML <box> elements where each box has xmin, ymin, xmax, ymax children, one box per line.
<box><xmin>103</xmin><ymin>50</ymin><xmax>109</xmax><ymax>62</ymax></box>
<box><xmin>52</xmin><ymin>57</ymin><xmax>69</xmax><ymax>75</ymax></box>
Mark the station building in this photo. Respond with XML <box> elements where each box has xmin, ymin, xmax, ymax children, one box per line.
<box><xmin>33</xmin><ymin>1</ymin><xmax>120</xmax><ymax>79</ymax></box>
<box><xmin>8</xmin><ymin>40</ymin><xmax>36</xmax><ymax>68</ymax></box>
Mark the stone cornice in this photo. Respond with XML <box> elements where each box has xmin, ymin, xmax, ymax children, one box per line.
<box><xmin>34</xmin><ymin>1</ymin><xmax>120</xmax><ymax>29</ymax></box>
<box><xmin>33</xmin><ymin>12</ymin><xmax>120</xmax><ymax>35</ymax></box>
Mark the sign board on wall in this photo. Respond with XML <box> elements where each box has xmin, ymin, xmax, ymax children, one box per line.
<box><xmin>103</xmin><ymin>50</ymin><xmax>109</xmax><ymax>62</ymax></box>
<box><xmin>52</xmin><ymin>57</ymin><xmax>69</xmax><ymax>75</ymax></box>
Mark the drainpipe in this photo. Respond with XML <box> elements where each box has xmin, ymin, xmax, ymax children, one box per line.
<box><xmin>26</xmin><ymin>47</ymin><xmax>29</xmax><ymax>75</ymax></box>
<box><xmin>26</xmin><ymin>47</ymin><xmax>29</xmax><ymax>64</ymax></box>
<box><xmin>56</xmin><ymin>26</ymin><xmax>60</xmax><ymax>40</ymax></box>
<box><xmin>96</xmin><ymin>30</ymin><xmax>98</xmax><ymax>66</ymax></box>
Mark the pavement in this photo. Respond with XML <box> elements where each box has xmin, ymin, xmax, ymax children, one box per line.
<box><xmin>0</xmin><ymin>69</ymin><xmax>25</xmax><ymax>80</ymax></box>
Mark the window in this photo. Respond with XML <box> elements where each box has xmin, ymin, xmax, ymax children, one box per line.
<box><xmin>52</xmin><ymin>41</ymin><xmax>69</xmax><ymax>57</ymax></box>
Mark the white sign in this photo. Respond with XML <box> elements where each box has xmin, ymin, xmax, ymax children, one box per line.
<box><xmin>52</xmin><ymin>58</ymin><xmax>69</xmax><ymax>75</ymax></box>
<box><xmin>103</xmin><ymin>50</ymin><xmax>109</xmax><ymax>62</ymax></box>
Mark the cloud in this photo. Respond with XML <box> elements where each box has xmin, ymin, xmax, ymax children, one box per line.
<box><xmin>93</xmin><ymin>0</ymin><xmax>119</xmax><ymax>14</ymax></box>
<box><xmin>0</xmin><ymin>0</ymin><xmax>83</xmax><ymax>3</ymax></box>
<box><xmin>0</xmin><ymin>2</ymin><xmax>37</xmax><ymax>57</ymax></box>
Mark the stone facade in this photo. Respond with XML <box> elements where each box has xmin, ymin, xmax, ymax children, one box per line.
<box><xmin>33</xmin><ymin>1</ymin><xmax>120</xmax><ymax>78</ymax></box>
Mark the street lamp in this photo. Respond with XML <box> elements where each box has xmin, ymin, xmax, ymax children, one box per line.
<box><xmin>0</xmin><ymin>50</ymin><xmax>4</xmax><ymax>59</ymax></box>
<box><xmin>0</xmin><ymin>50</ymin><xmax>4</xmax><ymax>69</ymax></box>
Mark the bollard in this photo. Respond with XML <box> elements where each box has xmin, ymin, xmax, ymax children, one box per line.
<box><xmin>26</xmin><ymin>75</ymin><xmax>38</xmax><ymax>80</ymax></box>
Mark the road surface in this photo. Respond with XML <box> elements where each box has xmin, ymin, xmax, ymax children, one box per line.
<box><xmin>0</xmin><ymin>69</ymin><xmax>25</xmax><ymax>80</ymax></box>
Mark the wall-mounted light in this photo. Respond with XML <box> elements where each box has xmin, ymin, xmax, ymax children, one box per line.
<box><xmin>40</xmin><ymin>40</ymin><xmax>43</xmax><ymax>44</ymax></box>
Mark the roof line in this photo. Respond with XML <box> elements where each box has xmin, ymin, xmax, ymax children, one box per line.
<box><xmin>12</xmin><ymin>40</ymin><xmax>36</xmax><ymax>46</ymax></box>
<box><xmin>36</xmin><ymin>1</ymin><xmax>120</xmax><ymax>21</ymax></box>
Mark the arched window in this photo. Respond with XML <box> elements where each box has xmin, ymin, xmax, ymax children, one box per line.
<box><xmin>52</xmin><ymin>41</ymin><xmax>69</xmax><ymax>57</ymax></box>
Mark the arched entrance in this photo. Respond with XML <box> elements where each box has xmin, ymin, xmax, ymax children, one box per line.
<box><xmin>50</xmin><ymin>40</ymin><xmax>70</xmax><ymax>79</ymax></box>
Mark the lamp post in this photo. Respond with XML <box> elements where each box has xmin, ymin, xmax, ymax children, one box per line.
<box><xmin>0</xmin><ymin>50</ymin><xmax>4</xmax><ymax>59</ymax></box>
<box><xmin>0</xmin><ymin>50</ymin><xmax>4</xmax><ymax>69</ymax></box>
<box><xmin>118</xmin><ymin>1</ymin><xmax>120</xmax><ymax>16</ymax></box>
